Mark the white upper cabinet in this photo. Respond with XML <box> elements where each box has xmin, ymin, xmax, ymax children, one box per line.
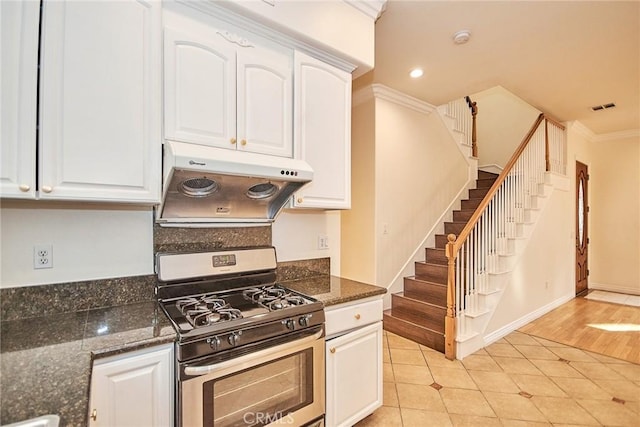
<box><xmin>164</xmin><ymin>11</ymin><xmax>293</xmax><ymax>158</ymax></box>
<box><xmin>293</xmin><ymin>51</ymin><xmax>351</xmax><ymax>209</ymax></box>
<box><xmin>237</xmin><ymin>48</ymin><xmax>293</xmax><ymax>157</ymax></box>
<box><xmin>0</xmin><ymin>0</ymin><xmax>39</xmax><ymax>199</ymax></box>
<box><xmin>38</xmin><ymin>0</ymin><xmax>161</xmax><ymax>202</ymax></box>
<box><xmin>163</xmin><ymin>26</ymin><xmax>236</xmax><ymax>148</ymax></box>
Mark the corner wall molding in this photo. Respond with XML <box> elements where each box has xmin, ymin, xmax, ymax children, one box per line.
<box><xmin>343</xmin><ymin>0</ymin><xmax>388</xmax><ymax>20</ymax></box>
<box><xmin>589</xmin><ymin>282</ymin><xmax>640</xmax><ymax>295</ymax></box>
<box><xmin>568</xmin><ymin>120</ymin><xmax>596</xmax><ymax>141</ymax></box>
<box><xmin>353</xmin><ymin>84</ymin><xmax>436</xmax><ymax>115</ymax></box>
<box><xmin>593</xmin><ymin>129</ymin><xmax>640</xmax><ymax>142</ymax></box>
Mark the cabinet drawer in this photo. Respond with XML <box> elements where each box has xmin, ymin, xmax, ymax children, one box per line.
<box><xmin>325</xmin><ymin>299</ymin><xmax>383</xmax><ymax>337</ymax></box>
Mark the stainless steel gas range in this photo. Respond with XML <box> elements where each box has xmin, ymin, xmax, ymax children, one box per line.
<box><xmin>156</xmin><ymin>247</ymin><xmax>325</xmax><ymax>427</ymax></box>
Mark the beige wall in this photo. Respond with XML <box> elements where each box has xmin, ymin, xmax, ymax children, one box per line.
<box><xmin>589</xmin><ymin>135</ymin><xmax>640</xmax><ymax>293</ymax></box>
<box><xmin>343</xmin><ymin>85</ymin><xmax>469</xmax><ymax>293</ymax></box>
<box><xmin>341</xmin><ymin>98</ymin><xmax>377</xmax><ymax>284</ymax></box>
<box><xmin>472</xmin><ymin>86</ymin><xmax>541</xmax><ymax>169</ymax></box>
<box><xmin>374</xmin><ymin>99</ymin><xmax>467</xmax><ymax>289</ymax></box>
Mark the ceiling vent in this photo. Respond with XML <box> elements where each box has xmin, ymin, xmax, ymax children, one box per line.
<box><xmin>591</xmin><ymin>102</ymin><xmax>616</xmax><ymax>111</ymax></box>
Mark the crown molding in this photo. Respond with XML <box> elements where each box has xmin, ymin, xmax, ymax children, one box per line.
<box><xmin>568</xmin><ymin>121</ymin><xmax>596</xmax><ymax>142</ymax></box>
<box><xmin>344</xmin><ymin>0</ymin><xmax>388</xmax><ymax>21</ymax></box>
<box><xmin>568</xmin><ymin>121</ymin><xmax>640</xmax><ymax>142</ymax></box>
<box><xmin>177</xmin><ymin>0</ymin><xmax>356</xmax><ymax>73</ymax></box>
<box><xmin>593</xmin><ymin>129</ymin><xmax>640</xmax><ymax>142</ymax></box>
<box><xmin>353</xmin><ymin>84</ymin><xmax>436</xmax><ymax>114</ymax></box>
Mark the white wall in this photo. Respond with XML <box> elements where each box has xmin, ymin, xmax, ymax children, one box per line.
<box><xmin>272</xmin><ymin>209</ymin><xmax>341</xmax><ymax>275</ymax></box>
<box><xmin>0</xmin><ymin>201</ymin><xmax>342</xmax><ymax>288</ymax></box>
<box><xmin>472</xmin><ymin>86</ymin><xmax>541</xmax><ymax>169</ymax></box>
<box><xmin>0</xmin><ymin>201</ymin><xmax>154</xmax><ymax>287</ymax></box>
<box><xmin>485</xmin><ymin>178</ymin><xmax>574</xmax><ymax>336</ymax></box>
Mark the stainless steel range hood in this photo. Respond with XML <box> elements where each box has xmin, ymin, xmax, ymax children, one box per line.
<box><xmin>157</xmin><ymin>141</ymin><xmax>313</xmax><ymax>226</ymax></box>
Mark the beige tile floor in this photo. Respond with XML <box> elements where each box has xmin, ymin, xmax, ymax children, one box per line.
<box><xmin>354</xmin><ymin>330</ymin><xmax>640</xmax><ymax>427</ymax></box>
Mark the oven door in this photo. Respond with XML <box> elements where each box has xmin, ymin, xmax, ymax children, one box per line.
<box><xmin>180</xmin><ymin>327</ymin><xmax>324</xmax><ymax>427</ymax></box>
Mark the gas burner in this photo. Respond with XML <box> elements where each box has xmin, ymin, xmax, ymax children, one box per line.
<box><xmin>243</xmin><ymin>286</ymin><xmax>287</xmax><ymax>303</ymax></box>
<box><xmin>242</xmin><ymin>286</ymin><xmax>310</xmax><ymax>311</ymax></box>
<box><xmin>186</xmin><ymin>306</ymin><xmax>243</xmax><ymax>327</ymax></box>
<box><xmin>176</xmin><ymin>296</ymin><xmax>228</xmax><ymax>315</ymax></box>
<box><xmin>267</xmin><ymin>295</ymin><xmax>307</xmax><ymax>311</ymax></box>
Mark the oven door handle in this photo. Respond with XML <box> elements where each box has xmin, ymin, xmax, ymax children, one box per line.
<box><xmin>183</xmin><ymin>328</ymin><xmax>324</xmax><ymax>377</ymax></box>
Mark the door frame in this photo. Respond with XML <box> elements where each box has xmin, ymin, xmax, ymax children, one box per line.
<box><xmin>575</xmin><ymin>160</ymin><xmax>589</xmax><ymax>296</ymax></box>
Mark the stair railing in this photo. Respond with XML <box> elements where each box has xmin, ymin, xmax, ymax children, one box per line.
<box><xmin>447</xmin><ymin>96</ymin><xmax>478</xmax><ymax>157</ymax></box>
<box><xmin>444</xmin><ymin>113</ymin><xmax>566</xmax><ymax>360</ymax></box>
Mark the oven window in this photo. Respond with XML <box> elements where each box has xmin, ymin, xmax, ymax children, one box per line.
<box><xmin>203</xmin><ymin>349</ymin><xmax>314</xmax><ymax>427</ymax></box>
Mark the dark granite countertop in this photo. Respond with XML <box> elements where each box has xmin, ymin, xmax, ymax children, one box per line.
<box><xmin>283</xmin><ymin>275</ymin><xmax>387</xmax><ymax>307</ymax></box>
<box><xmin>0</xmin><ymin>273</ymin><xmax>384</xmax><ymax>426</ymax></box>
<box><xmin>0</xmin><ymin>301</ymin><xmax>176</xmax><ymax>426</ymax></box>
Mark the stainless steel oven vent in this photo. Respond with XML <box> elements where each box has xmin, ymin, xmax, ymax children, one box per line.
<box><xmin>179</xmin><ymin>177</ymin><xmax>218</xmax><ymax>198</ymax></box>
<box><xmin>158</xmin><ymin>141</ymin><xmax>313</xmax><ymax>226</ymax></box>
<box><xmin>246</xmin><ymin>182</ymin><xmax>278</xmax><ymax>200</ymax></box>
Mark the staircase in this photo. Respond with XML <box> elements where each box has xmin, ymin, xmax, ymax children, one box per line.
<box><xmin>383</xmin><ymin>170</ymin><xmax>498</xmax><ymax>353</ymax></box>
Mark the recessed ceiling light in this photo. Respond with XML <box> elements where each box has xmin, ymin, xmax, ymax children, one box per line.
<box><xmin>453</xmin><ymin>30</ymin><xmax>471</xmax><ymax>44</ymax></box>
<box><xmin>409</xmin><ymin>68</ymin><xmax>424</xmax><ymax>78</ymax></box>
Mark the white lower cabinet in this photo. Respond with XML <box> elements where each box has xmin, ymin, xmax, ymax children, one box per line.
<box><xmin>325</xmin><ymin>300</ymin><xmax>383</xmax><ymax>427</ymax></box>
<box><xmin>88</xmin><ymin>344</ymin><xmax>173</xmax><ymax>427</ymax></box>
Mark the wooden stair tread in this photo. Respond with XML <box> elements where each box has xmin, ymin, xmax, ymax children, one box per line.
<box><xmin>406</xmin><ymin>275</ymin><xmax>447</xmax><ymax>287</ymax></box>
<box><xmin>383</xmin><ymin>310</ymin><xmax>445</xmax><ymax>353</ymax></box>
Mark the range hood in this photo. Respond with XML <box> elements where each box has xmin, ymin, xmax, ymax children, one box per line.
<box><xmin>157</xmin><ymin>141</ymin><xmax>313</xmax><ymax>226</ymax></box>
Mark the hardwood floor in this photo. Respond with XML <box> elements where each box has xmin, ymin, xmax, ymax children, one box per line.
<box><xmin>519</xmin><ymin>296</ymin><xmax>640</xmax><ymax>364</ymax></box>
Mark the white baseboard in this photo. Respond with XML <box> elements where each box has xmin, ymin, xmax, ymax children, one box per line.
<box><xmin>482</xmin><ymin>292</ymin><xmax>575</xmax><ymax>346</ymax></box>
<box><xmin>590</xmin><ymin>282</ymin><xmax>640</xmax><ymax>296</ymax></box>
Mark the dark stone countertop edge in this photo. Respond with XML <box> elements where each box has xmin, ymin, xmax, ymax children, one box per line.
<box><xmin>283</xmin><ymin>275</ymin><xmax>387</xmax><ymax>307</ymax></box>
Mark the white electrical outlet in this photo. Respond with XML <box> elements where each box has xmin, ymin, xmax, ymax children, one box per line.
<box><xmin>317</xmin><ymin>235</ymin><xmax>329</xmax><ymax>250</ymax></box>
<box><xmin>34</xmin><ymin>244</ymin><xmax>53</xmax><ymax>269</ymax></box>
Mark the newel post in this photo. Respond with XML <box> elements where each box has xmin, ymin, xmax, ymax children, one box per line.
<box><xmin>544</xmin><ymin>118</ymin><xmax>550</xmax><ymax>172</ymax></box>
<box><xmin>444</xmin><ymin>233</ymin><xmax>457</xmax><ymax>360</ymax></box>
<box><xmin>471</xmin><ymin>101</ymin><xmax>478</xmax><ymax>158</ymax></box>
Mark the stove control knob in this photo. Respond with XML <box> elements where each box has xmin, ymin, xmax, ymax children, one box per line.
<box><xmin>283</xmin><ymin>318</ymin><xmax>296</xmax><ymax>331</ymax></box>
<box><xmin>298</xmin><ymin>314</ymin><xmax>312</xmax><ymax>327</ymax></box>
<box><xmin>207</xmin><ymin>336</ymin><xmax>221</xmax><ymax>350</ymax></box>
<box><xmin>227</xmin><ymin>332</ymin><xmax>241</xmax><ymax>346</ymax></box>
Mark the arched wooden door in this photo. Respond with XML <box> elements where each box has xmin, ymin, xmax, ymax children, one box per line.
<box><xmin>576</xmin><ymin>161</ymin><xmax>589</xmax><ymax>296</ymax></box>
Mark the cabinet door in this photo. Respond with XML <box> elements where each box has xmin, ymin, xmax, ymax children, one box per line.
<box><xmin>293</xmin><ymin>52</ymin><xmax>351</xmax><ymax>209</ymax></box>
<box><xmin>326</xmin><ymin>322</ymin><xmax>383</xmax><ymax>427</ymax></box>
<box><xmin>0</xmin><ymin>0</ymin><xmax>39</xmax><ymax>199</ymax></box>
<box><xmin>89</xmin><ymin>344</ymin><xmax>173</xmax><ymax>427</ymax></box>
<box><xmin>164</xmin><ymin>26</ymin><xmax>237</xmax><ymax>149</ymax></box>
<box><xmin>39</xmin><ymin>0</ymin><xmax>161</xmax><ymax>202</ymax></box>
<box><xmin>237</xmin><ymin>48</ymin><xmax>293</xmax><ymax>157</ymax></box>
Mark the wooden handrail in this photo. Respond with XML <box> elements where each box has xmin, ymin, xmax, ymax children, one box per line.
<box><xmin>451</xmin><ymin>113</ymin><xmax>545</xmax><ymax>254</ymax></box>
<box><xmin>545</xmin><ymin>116</ymin><xmax>565</xmax><ymax>130</ymax></box>
<box><xmin>444</xmin><ymin>112</ymin><xmax>565</xmax><ymax>359</ymax></box>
